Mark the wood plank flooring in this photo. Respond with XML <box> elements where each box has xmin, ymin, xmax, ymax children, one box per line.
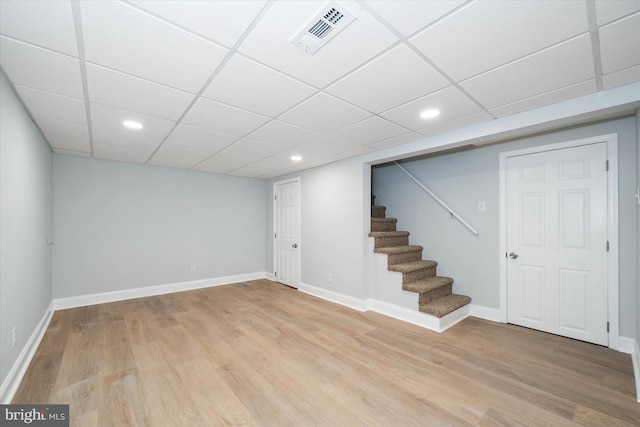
<box><xmin>12</xmin><ymin>279</ymin><xmax>639</xmax><ymax>426</ymax></box>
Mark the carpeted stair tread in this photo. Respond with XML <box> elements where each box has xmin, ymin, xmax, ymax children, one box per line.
<box><xmin>371</xmin><ymin>218</ymin><xmax>397</xmax><ymax>224</ymax></box>
<box><xmin>403</xmin><ymin>276</ymin><xmax>453</xmax><ymax>293</ymax></box>
<box><xmin>371</xmin><ymin>206</ymin><xmax>386</xmax><ymax>218</ymax></box>
<box><xmin>368</xmin><ymin>231</ymin><xmax>410</xmax><ymax>238</ymax></box>
<box><xmin>420</xmin><ymin>294</ymin><xmax>471</xmax><ymax>318</ymax></box>
<box><xmin>374</xmin><ymin>245</ymin><xmax>423</xmax><ymax>255</ymax></box>
<box><xmin>388</xmin><ymin>260</ymin><xmax>437</xmax><ymax>273</ymax></box>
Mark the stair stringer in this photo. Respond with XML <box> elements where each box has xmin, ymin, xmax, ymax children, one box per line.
<box><xmin>367</xmin><ymin>237</ymin><xmax>469</xmax><ymax>333</ymax></box>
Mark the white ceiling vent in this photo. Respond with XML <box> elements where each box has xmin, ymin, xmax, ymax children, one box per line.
<box><xmin>291</xmin><ymin>2</ymin><xmax>357</xmax><ymax>55</ymax></box>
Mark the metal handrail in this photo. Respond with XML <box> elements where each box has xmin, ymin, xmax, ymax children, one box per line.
<box><xmin>394</xmin><ymin>161</ymin><xmax>479</xmax><ymax>235</ymax></box>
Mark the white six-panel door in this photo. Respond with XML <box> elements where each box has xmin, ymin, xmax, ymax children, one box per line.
<box><xmin>274</xmin><ymin>179</ymin><xmax>300</xmax><ymax>288</ymax></box>
<box><xmin>506</xmin><ymin>142</ymin><xmax>608</xmax><ymax>346</ymax></box>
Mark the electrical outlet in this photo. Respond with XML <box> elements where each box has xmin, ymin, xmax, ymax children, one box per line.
<box><xmin>189</xmin><ymin>265</ymin><xmax>196</xmax><ymax>274</ymax></box>
<box><xmin>12</xmin><ymin>327</ymin><xmax>17</xmax><ymax>348</ymax></box>
<box><xmin>328</xmin><ymin>273</ymin><xmax>333</xmax><ymax>283</ymax></box>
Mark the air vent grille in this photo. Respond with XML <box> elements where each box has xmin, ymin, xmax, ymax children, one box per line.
<box><xmin>291</xmin><ymin>3</ymin><xmax>356</xmax><ymax>55</ymax></box>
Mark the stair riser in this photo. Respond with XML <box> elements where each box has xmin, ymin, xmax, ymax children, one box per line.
<box><xmin>387</xmin><ymin>250</ymin><xmax>422</xmax><ymax>266</ymax></box>
<box><xmin>371</xmin><ymin>222</ymin><xmax>397</xmax><ymax>232</ymax></box>
<box><xmin>419</xmin><ymin>284</ymin><xmax>453</xmax><ymax>305</ymax></box>
<box><xmin>373</xmin><ymin>236</ymin><xmax>409</xmax><ymax>248</ymax></box>
<box><xmin>402</xmin><ymin>267</ymin><xmax>436</xmax><ymax>284</ymax></box>
<box><xmin>371</xmin><ymin>207</ymin><xmax>386</xmax><ymax>218</ymax></box>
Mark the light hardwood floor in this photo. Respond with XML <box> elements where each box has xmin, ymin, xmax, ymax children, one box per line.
<box><xmin>13</xmin><ymin>279</ymin><xmax>639</xmax><ymax>426</ymax></box>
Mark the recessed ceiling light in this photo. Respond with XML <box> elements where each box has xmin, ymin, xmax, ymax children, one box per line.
<box><xmin>420</xmin><ymin>108</ymin><xmax>440</xmax><ymax>119</ymax></box>
<box><xmin>123</xmin><ymin>120</ymin><xmax>143</xmax><ymax>129</ymax></box>
<box><xmin>291</xmin><ymin>155</ymin><xmax>302</xmax><ymax>161</ymax></box>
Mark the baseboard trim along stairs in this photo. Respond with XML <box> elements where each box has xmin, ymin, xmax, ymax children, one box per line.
<box><xmin>369</xmin><ymin>204</ymin><xmax>471</xmax><ymax>325</ymax></box>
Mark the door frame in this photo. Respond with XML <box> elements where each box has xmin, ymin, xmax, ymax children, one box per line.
<box><xmin>272</xmin><ymin>177</ymin><xmax>301</xmax><ymax>288</ymax></box>
<box><xmin>499</xmin><ymin>134</ymin><xmax>619</xmax><ymax>349</ymax></box>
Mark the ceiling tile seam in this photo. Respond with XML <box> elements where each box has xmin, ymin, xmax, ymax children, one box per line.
<box><xmin>0</xmin><ymin>34</ymin><xmax>78</xmax><ymax>60</ymax></box>
<box><xmin>356</xmin><ymin>0</ymin><xmax>496</xmax><ymax>120</ymax></box>
<box><xmin>143</xmin><ymin>0</ymin><xmax>277</xmax><ymax>166</ymax></box>
<box><xmin>598</xmin><ymin>9</ymin><xmax>640</xmax><ymax>28</ymax></box>
<box><xmin>120</xmin><ymin>0</ymin><xmax>233</xmax><ymax>51</ymax></box>
<box><xmin>485</xmin><ymin>77</ymin><xmax>598</xmax><ymax>114</ymax></box>
<box><xmin>71</xmin><ymin>0</ymin><xmax>94</xmax><ymax>157</ymax></box>
<box><xmin>395</xmin><ymin>0</ymin><xmax>475</xmax><ymax>40</ymax></box>
<box><xmin>455</xmin><ymin>31</ymin><xmax>598</xmax><ymax>87</ymax></box>
<box><xmin>585</xmin><ymin>0</ymin><xmax>603</xmax><ymax>91</ymax></box>
<box><xmin>0</xmin><ymin>65</ymin><xmax>54</xmax><ymax>154</ymax></box>
<box><xmin>12</xmin><ymin>84</ymin><xmax>86</xmax><ymax>102</ymax></box>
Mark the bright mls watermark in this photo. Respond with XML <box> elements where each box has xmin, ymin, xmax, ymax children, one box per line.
<box><xmin>1</xmin><ymin>405</ymin><xmax>68</xmax><ymax>426</ymax></box>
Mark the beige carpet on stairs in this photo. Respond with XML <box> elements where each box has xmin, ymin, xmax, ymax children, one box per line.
<box><xmin>369</xmin><ymin>205</ymin><xmax>471</xmax><ymax>318</ymax></box>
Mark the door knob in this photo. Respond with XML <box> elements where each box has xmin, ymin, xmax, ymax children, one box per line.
<box><xmin>509</xmin><ymin>252</ymin><xmax>518</xmax><ymax>259</ymax></box>
<box><xmin>292</xmin><ymin>243</ymin><xmax>298</xmax><ymax>248</ymax></box>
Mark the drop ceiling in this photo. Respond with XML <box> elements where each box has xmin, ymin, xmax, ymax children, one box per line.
<box><xmin>1</xmin><ymin>0</ymin><xmax>638</xmax><ymax>179</ymax></box>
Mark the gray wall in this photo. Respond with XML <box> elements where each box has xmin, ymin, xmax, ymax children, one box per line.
<box><xmin>267</xmin><ymin>157</ymin><xmax>370</xmax><ymax>299</ymax></box>
<box><xmin>0</xmin><ymin>73</ymin><xmax>53</xmax><ymax>384</ymax></box>
<box><xmin>53</xmin><ymin>155</ymin><xmax>267</xmax><ymax>298</ymax></box>
<box><xmin>636</xmin><ymin>109</ymin><xmax>640</xmax><ymax>352</ymax></box>
<box><xmin>373</xmin><ymin>117</ymin><xmax>637</xmax><ymax>338</ymax></box>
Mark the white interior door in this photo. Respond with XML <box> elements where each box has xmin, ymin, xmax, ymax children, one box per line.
<box><xmin>274</xmin><ymin>179</ymin><xmax>300</xmax><ymax>288</ymax></box>
<box><xmin>506</xmin><ymin>142</ymin><xmax>608</xmax><ymax>346</ymax></box>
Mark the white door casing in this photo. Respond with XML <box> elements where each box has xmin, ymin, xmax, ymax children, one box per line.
<box><xmin>273</xmin><ymin>178</ymin><xmax>300</xmax><ymax>288</ymax></box>
<box><xmin>499</xmin><ymin>134</ymin><xmax>619</xmax><ymax>348</ymax></box>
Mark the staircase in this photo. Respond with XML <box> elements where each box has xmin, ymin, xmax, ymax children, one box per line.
<box><xmin>368</xmin><ymin>205</ymin><xmax>471</xmax><ymax>318</ymax></box>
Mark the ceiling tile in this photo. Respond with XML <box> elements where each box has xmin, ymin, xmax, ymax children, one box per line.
<box><xmin>419</xmin><ymin>111</ymin><xmax>493</xmax><ymax>137</ymax></box>
<box><xmin>92</xmin><ymin>127</ymin><xmax>163</xmax><ymax>152</ymax></box>
<box><xmin>239</xmin><ymin>1</ymin><xmax>398</xmax><ymax>87</ymax></box>
<box><xmin>93</xmin><ymin>142</ymin><xmax>152</xmax><ymax>164</ymax></box>
<box><xmin>148</xmin><ymin>140</ymin><xmax>218</xmax><ymax>169</ymax></box>
<box><xmin>460</xmin><ymin>35</ymin><xmax>595</xmax><ymax>109</ymax></box>
<box><xmin>203</xmin><ymin>55</ymin><xmax>316</xmax><ymax>117</ymax></box>
<box><xmin>292</xmin><ymin>135</ymin><xmax>364</xmax><ymax>158</ymax></box>
<box><xmin>15</xmin><ymin>85</ymin><xmax>86</xmax><ymax>124</ymax></box>
<box><xmin>602</xmin><ymin>65</ymin><xmax>640</xmax><ymax>89</ymax></box>
<box><xmin>86</xmin><ymin>64</ymin><xmax>193</xmax><ymax>120</ymax></box>
<box><xmin>245</xmin><ymin>120</ymin><xmax>320</xmax><ymax>148</ymax></box>
<box><xmin>0</xmin><ymin>36</ymin><xmax>83</xmax><ymax>98</ymax></box>
<box><xmin>33</xmin><ymin>115</ymin><xmax>89</xmax><ymax>140</ymax></box>
<box><xmin>331</xmin><ymin>116</ymin><xmax>408</xmax><ymax>145</ymax></box>
<box><xmin>599</xmin><ymin>13</ymin><xmax>640</xmax><ymax>74</ymax></box>
<box><xmin>191</xmin><ymin>150</ymin><xmax>260</xmax><ymax>174</ymax></box>
<box><xmin>364</xmin><ymin>0</ymin><xmax>465</xmax><ymax>37</ymax></box>
<box><xmin>595</xmin><ymin>0</ymin><xmax>640</xmax><ymax>25</ymax></box>
<box><xmin>0</xmin><ymin>0</ymin><xmax>77</xmax><ymax>55</ymax></box>
<box><xmin>489</xmin><ymin>80</ymin><xmax>597</xmax><ymax>118</ymax></box>
<box><xmin>368</xmin><ymin>132</ymin><xmax>423</xmax><ymax>150</ymax></box>
<box><xmin>47</xmin><ymin>135</ymin><xmax>91</xmax><ymax>152</ymax></box>
<box><xmin>167</xmin><ymin>123</ymin><xmax>239</xmax><ymax>150</ymax></box>
<box><xmin>381</xmin><ymin>86</ymin><xmax>481</xmax><ymax>131</ymax></box>
<box><xmin>53</xmin><ymin>148</ymin><xmax>91</xmax><ymax>158</ymax></box>
<box><xmin>181</xmin><ymin>97</ymin><xmax>270</xmax><ymax>136</ymax></box>
<box><xmin>225</xmin><ymin>138</ymin><xmax>284</xmax><ymax>157</ymax></box>
<box><xmin>278</xmin><ymin>93</ymin><xmax>371</xmax><ymax>133</ymax></box>
<box><xmin>411</xmin><ymin>0</ymin><xmax>589</xmax><ymax>81</ymax></box>
<box><xmin>227</xmin><ymin>164</ymin><xmax>278</xmax><ymax>178</ymax></box>
<box><xmin>81</xmin><ymin>1</ymin><xmax>228</xmax><ymax>93</ymax></box>
<box><xmin>130</xmin><ymin>0</ymin><xmax>267</xmax><ymax>48</ymax></box>
<box><xmin>327</xmin><ymin>45</ymin><xmax>448</xmax><ymax>113</ymax></box>
<box><xmin>89</xmin><ymin>102</ymin><xmax>175</xmax><ymax>139</ymax></box>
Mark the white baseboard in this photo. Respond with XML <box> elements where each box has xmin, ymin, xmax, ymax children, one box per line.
<box><xmin>469</xmin><ymin>304</ymin><xmax>502</xmax><ymax>322</ymax></box>
<box><xmin>265</xmin><ymin>272</ymin><xmax>276</xmax><ymax>281</ymax></box>
<box><xmin>617</xmin><ymin>336</ymin><xmax>636</xmax><ymax>355</ymax></box>
<box><xmin>298</xmin><ymin>282</ymin><xmax>368</xmax><ymax>312</ymax></box>
<box><xmin>367</xmin><ymin>299</ymin><xmax>469</xmax><ymax>333</ymax></box>
<box><xmin>53</xmin><ymin>271</ymin><xmax>267</xmax><ymax>310</ymax></box>
<box><xmin>0</xmin><ymin>302</ymin><xmax>54</xmax><ymax>404</ymax></box>
<box><xmin>632</xmin><ymin>340</ymin><xmax>640</xmax><ymax>403</ymax></box>
<box><xmin>298</xmin><ymin>282</ymin><xmax>469</xmax><ymax>333</ymax></box>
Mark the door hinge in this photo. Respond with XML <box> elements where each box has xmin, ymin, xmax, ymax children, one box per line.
<box><xmin>274</xmin><ymin>233</ymin><xmax>277</xmax><ymax>238</ymax></box>
<box><xmin>606</xmin><ymin>160</ymin><xmax>609</xmax><ymax>171</ymax></box>
<box><xmin>606</xmin><ymin>240</ymin><xmax>609</xmax><ymax>252</ymax></box>
<box><xmin>274</xmin><ymin>194</ymin><xmax>277</xmax><ymax>200</ymax></box>
<box><xmin>607</xmin><ymin>321</ymin><xmax>610</xmax><ymax>333</ymax></box>
<box><xmin>275</xmin><ymin>271</ymin><xmax>277</xmax><ymax>277</ymax></box>
<box><xmin>505</xmin><ymin>252</ymin><xmax>507</xmax><ymax>258</ymax></box>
